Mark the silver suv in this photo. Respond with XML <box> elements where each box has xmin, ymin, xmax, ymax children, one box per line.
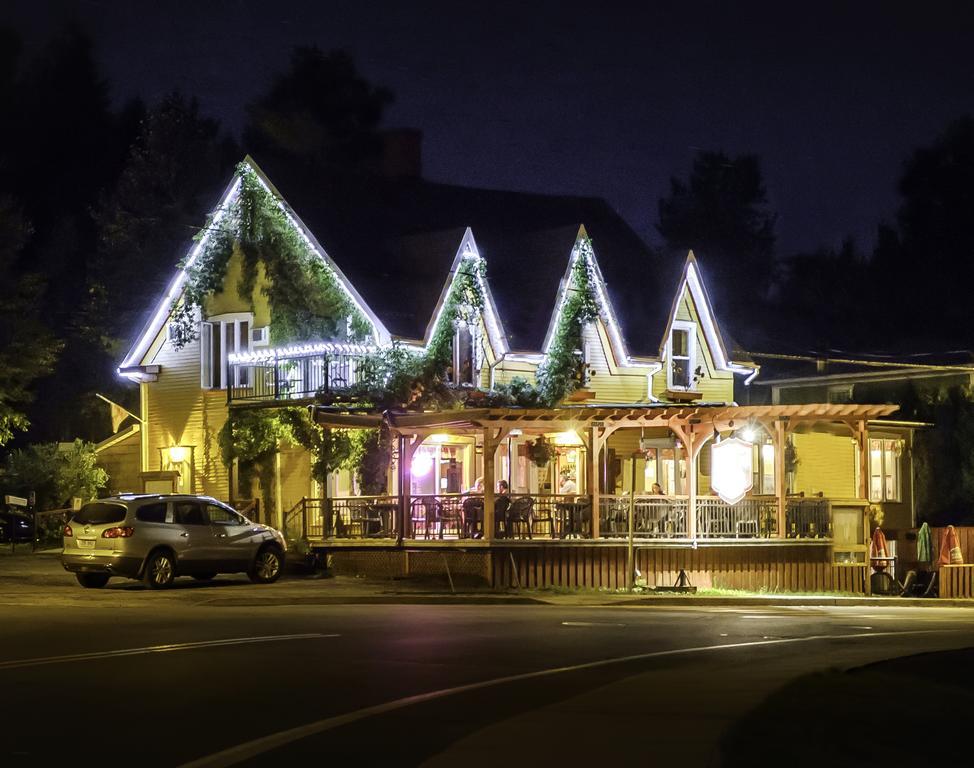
<box><xmin>61</xmin><ymin>495</ymin><xmax>286</xmax><ymax>589</ymax></box>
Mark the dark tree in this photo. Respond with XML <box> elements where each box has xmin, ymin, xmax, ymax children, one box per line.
<box><xmin>774</xmin><ymin>238</ymin><xmax>870</xmax><ymax>352</ymax></box>
<box><xmin>89</xmin><ymin>93</ymin><xmax>238</xmax><ymax>355</ymax></box>
<box><xmin>0</xmin><ymin>199</ymin><xmax>62</xmax><ymax>445</ymax></box>
<box><xmin>243</xmin><ymin>47</ymin><xmax>392</xmax><ymax>186</ymax></box>
<box><xmin>657</xmin><ymin>152</ymin><xmax>777</xmax><ymax>343</ymax></box>
<box><xmin>872</xmin><ymin>116</ymin><xmax>974</xmax><ymax>347</ymax></box>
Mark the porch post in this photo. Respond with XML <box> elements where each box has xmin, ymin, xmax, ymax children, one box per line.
<box><xmin>774</xmin><ymin>419</ymin><xmax>787</xmax><ymax>538</ymax></box>
<box><xmin>687</xmin><ymin>427</ymin><xmax>698</xmax><ymax>540</ymax></box>
<box><xmin>856</xmin><ymin>419</ymin><xmax>869</xmax><ymax>500</ymax></box>
<box><xmin>396</xmin><ymin>433</ymin><xmax>408</xmax><ymax>546</ymax></box>
<box><xmin>483</xmin><ymin>427</ymin><xmax>495</xmax><ymax>542</ymax></box>
<box><xmin>589</xmin><ymin>425</ymin><xmax>601</xmax><ymax>539</ymax></box>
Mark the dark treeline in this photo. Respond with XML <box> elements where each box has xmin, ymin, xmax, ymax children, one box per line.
<box><xmin>1</xmin><ymin>22</ymin><xmax>972</xmax><ymax>455</ymax></box>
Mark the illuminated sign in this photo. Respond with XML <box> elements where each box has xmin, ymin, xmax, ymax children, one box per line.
<box><xmin>710</xmin><ymin>437</ymin><xmax>753</xmax><ymax>505</ymax></box>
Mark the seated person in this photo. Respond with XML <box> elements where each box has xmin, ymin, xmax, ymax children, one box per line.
<box><xmin>495</xmin><ymin>480</ymin><xmax>512</xmax><ymax>537</ymax></box>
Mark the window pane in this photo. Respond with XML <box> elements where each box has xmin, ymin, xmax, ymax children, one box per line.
<box><xmin>672</xmin><ymin>329</ymin><xmax>689</xmax><ymax>357</ymax></box>
<box><xmin>135</xmin><ymin>503</ymin><xmax>167</xmax><ymax>523</ymax></box>
<box><xmin>73</xmin><ymin>503</ymin><xmax>126</xmax><ymax>525</ymax></box>
<box><xmin>174</xmin><ymin>502</ymin><xmax>206</xmax><ymax>526</ymax></box>
<box><xmin>206</xmin><ymin>504</ymin><xmax>240</xmax><ymax>525</ymax></box>
<box><xmin>457</xmin><ymin>330</ymin><xmax>473</xmax><ymax>385</ymax></box>
<box><xmin>671</xmin><ymin>359</ymin><xmax>690</xmax><ymax>388</ymax></box>
<box><xmin>211</xmin><ymin>324</ymin><xmax>222</xmax><ymax>389</ymax></box>
<box><xmin>238</xmin><ymin>320</ymin><xmax>250</xmax><ymax>387</ymax></box>
<box><xmin>201</xmin><ymin>323</ymin><xmax>213</xmax><ymax>389</ymax></box>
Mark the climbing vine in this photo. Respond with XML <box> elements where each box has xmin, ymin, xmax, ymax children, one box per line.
<box><xmin>169</xmin><ymin>163</ymin><xmax>372</xmax><ymax>349</ymax></box>
<box><xmin>218</xmin><ymin>409</ymin><xmax>284</xmax><ymax>514</ymax></box>
<box><xmin>424</xmin><ymin>254</ymin><xmax>486</xmax><ymax>373</ymax></box>
<box><xmin>535</xmin><ymin>237</ymin><xmax>601</xmax><ymax>405</ymax></box>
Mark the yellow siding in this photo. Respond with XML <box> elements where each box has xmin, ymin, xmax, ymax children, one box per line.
<box><xmin>96</xmin><ymin>428</ymin><xmax>142</xmax><ymax>495</ymax></box>
<box><xmin>145</xmin><ymin>327</ymin><xmax>231</xmax><ymax>499</ymax></box>
<box><xmin>792</xmin><ymin>432</ymin><xmax>856</xmax><ymax>498</ymax></box>
<box><xmin>584</xmin><ymin>321</ymin><xmax>654</xmax><ymax>404</ymax></box>
<box><xmin>278</xmin><ymin>444</ymin><xmax>312</xmax><ymax>522</ymax></box>
<box><xmin>205</xmin><ymin>247</ymin><xmax>271</xmax><ymax>325</ymax></box>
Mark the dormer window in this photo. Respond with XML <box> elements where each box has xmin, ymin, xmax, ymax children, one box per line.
<box><xmin>446</xmin><ymin>323</ymin><xmax>477</xmax><ymax>386</ymax></box>
<box><xmin>667</xmin><ymin>321</ymin><xmax>696</xmax><ymax>391</ymax></box>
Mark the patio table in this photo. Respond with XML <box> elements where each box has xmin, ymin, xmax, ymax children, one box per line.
<box><xmin>556</xmin><ymin>501</ymin><xmax>591</xmax><ymax>538</ymax></box>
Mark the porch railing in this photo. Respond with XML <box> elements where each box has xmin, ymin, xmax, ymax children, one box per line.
<box><xmin>696</xmin><ymin>495</ymin><xmax>779</xmax><ymax>538</ymax></box>
<box><xmin>228</xmin><ymin>351</ymin><xmax>369</xmax><ymax>404</ymax></box>
<box><xmin>785</xmin><ymin>497</ymin><xmax>831</xmax><ymax>538</ymax></box>
<box><xmin>282</xmin><ymin>493</ymin><xmax>834</xmax><ymax>542</ymax></box>
<box><xmin>284</xmin><ymin>496</ymin><xmax>398</xmax><ymax>541</ymax></box>
<box><xmin>599</xmin><ymin>495</ymin><xmax>689</xmax><ymax>538</ymax></box>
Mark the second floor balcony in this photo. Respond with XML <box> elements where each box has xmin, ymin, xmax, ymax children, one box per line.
<box><xmin>227</xmin><ymin>342</ymin><xmax>375</xmax><ymax>405</ymax></box>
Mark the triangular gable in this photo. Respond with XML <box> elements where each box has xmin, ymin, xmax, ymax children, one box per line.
<box><xmin>118</xmin><ymin>156</ymin><xmax>389</xmax><ymax>378</ymax></box>
<box><xmin>422</xmin><ymin>228</ymin><xmax>510</xmax><ymax>356</ymax></box>
<box><xmin>541</xmin><ymin>225</ymin><xmax>631</xmax><ymax>367</ymax></box>
<box><xmin>659</xmin><ymin>252</ymin><xmax>752</xmax><ymax>377</ymax></box>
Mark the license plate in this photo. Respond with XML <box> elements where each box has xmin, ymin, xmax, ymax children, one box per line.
<box><xmin>78</xmin><ymin>539</ymin><xmax>96</xmax><ymax>549</ymax></box>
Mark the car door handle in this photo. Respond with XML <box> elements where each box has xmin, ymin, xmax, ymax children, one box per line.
<box><xmin>180</xmin><ymin>532</ymin><xmax>190</xmax><ymax>538</ymax></box>
<box><xmin>216</xmin><ymin>533</ymin><xmax>227</xmax><ymax>538</ymax></box>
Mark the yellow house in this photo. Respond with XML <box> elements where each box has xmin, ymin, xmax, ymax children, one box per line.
<box><xmin>108</xmin><ymin>156</ymin><xmax>907</xmax><ymax>593</ymax></box>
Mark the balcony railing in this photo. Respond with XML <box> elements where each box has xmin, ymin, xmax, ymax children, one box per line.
<box><xmin>283</xmin><ymin>494</ymin><xmax>834</xmax><ymax>543</ymax></box>
<box><xmin>227</xmin><ymin>344</ymin><xmax>374</xmax><ymax>404</ymax></box>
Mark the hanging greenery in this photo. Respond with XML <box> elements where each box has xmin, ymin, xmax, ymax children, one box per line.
<box><xmin>169</xmin><ymin>162</ymin><xmax>372</xmax><ymax>349</ymax></box>
<box><xmin>535</xmin><ymin>237</ymin><xmax>601</xmax><ymax>406</ymax></box>
<box><xmin>424</xmin><ymin>254</ymin><xmax>486</xmax><ymax>372</ymax></box>
<box><xmin>348</xmin><ymin>425</ymin><xmax>394</xmax><ymax>495</ymax></box>
<box><xmin>218</xmin><ymin>409</ymin><xmax>283</xmax><ymax>513</ymax></box>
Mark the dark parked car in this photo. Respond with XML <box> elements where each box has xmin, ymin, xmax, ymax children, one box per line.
<box><xmin>0</xmin><ymin>511</ymin><xmax>34</xmax><ymax>544</ymax></box>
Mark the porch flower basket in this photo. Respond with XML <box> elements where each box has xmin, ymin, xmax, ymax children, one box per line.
<box><xmin>527</xmin><ymin>435</ymin><xmax>556</xmax><ymax>467</ymax></box>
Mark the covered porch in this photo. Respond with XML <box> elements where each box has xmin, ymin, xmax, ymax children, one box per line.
<box><xmin>291</xmin><ymin>403</ymin><xmax>896</xmax><ymax>560</ymax></box>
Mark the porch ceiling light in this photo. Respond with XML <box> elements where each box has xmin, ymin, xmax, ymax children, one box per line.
<box><xmin>167</xmin><ymin>445</ymin><xmax>189</xmax><ymax>464</ymax></box>
<box><xmin>430</xmin><ymin>433</ymin><xmax>451</xmax><ymax>443</ymax></box>
<box><xmin>551</xmin><ymin>430</ymin><xmax>583</xmax><ymax>446</ymax></box>
<box><xmin>741</xmin><ymin>426</ymin><xmax>757</xmax><ymax>443</ymax></box>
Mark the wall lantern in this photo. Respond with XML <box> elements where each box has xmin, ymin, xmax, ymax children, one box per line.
<box><xmin>167</xmin><ymin>445</ymin><xmax>189</xmax><ymax>465</ymax></box>
<box><xmin>710</xmin><ymin>437</ymin><xmax>753</xmax><ymax>505</ymax></box>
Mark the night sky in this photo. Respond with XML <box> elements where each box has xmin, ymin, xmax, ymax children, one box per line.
<box><xmin>7</xmin><ymin>0</ymin><xmax>974</xmax><ymax>256</ymax></box>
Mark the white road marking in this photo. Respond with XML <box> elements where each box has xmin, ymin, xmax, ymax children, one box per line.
<box><xmin>177</xmin><ymin>628</ymin><xmax>963</xmax><ymax>768</ymax></box>
<box><xmin>0</xmin><ymin>633</ymin><xmax>336</xmax><ymax>670</ymax></box>
<box><xmin>561</xmin><ymin>621</ymin><xmax>626</xmax><ymax>627</ymax></box>
<box><xmin>740</xmin><ymin>615</ymin><xmax>799</xmax><ymax>620</ymax></box>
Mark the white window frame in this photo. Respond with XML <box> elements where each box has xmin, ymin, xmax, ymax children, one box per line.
<box><xmin>666</xmin><ymin>320</ymin><xmax>697</xmax><ymax>391</ymax></box>
<box><xmin>200</xmin><ymin>312</ymin><xmax>254</xmax><ymax>390</ymax></box>
<box><xmin>869</xmin><ymin>438</ymin><xmax>903</xmax><ymax>503</ymax></box>
<box><xmin>448</xmin><ymin>322</ymin><xmax>478</xmax><ymax>387</ymax></box>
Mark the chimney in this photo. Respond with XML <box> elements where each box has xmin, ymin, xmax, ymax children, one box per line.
<box><xmin>380</xmin><ymin>129</ymin><xmax>422</xmax><ymax>179</ymax></box>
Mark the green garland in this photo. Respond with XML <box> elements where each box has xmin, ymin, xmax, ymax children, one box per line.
<box><xmin>535</xmin><ymin>237</ymin><xmax>600</xmax><ymax>405</ymax></box>
<box><xmin>170</xmin><ymin>163</ymin><xmax>372</xmax><ymax>348</ymax></box>
<box><xmin>424</xmin><ymin>255</ymin><xmax>486</xmax><ymax>372</ymax></box>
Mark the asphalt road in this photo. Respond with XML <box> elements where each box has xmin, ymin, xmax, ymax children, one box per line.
<box><xmin>2</xmin><ymin>555</ymin><xmax>973</xmax><ymax>767</ymax></box>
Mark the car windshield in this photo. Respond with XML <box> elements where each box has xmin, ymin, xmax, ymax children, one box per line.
<box><xmin>73</xmin><ymin>502</ymin><xmax>126</xmax><ymax>525</ymax></box>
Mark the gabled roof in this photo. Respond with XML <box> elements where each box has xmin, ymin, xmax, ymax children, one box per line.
<box><xmin>121</xmin><ymin>154</ymin><xmax>755</xmax><ymax>375</ymax></box>
<box><xmin>659</xmin><ymin>252</ymin><xmax>755</xmax><ymax>374</ymax></box>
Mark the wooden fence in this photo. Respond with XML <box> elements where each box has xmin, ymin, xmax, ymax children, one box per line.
<box><xmin>490</xmin><ymin>545</ymin><xmax>868</xmax><ymax>594</ymax></box>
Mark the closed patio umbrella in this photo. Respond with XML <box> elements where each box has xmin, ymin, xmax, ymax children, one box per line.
<box><xmin>916</xmin><ymin>522</ymin><xmax>933</xmax><ymax>565</ymax></box>
<box><xmin>938</xmin><ymin>524</ymin><xmax>964</xmax><ymax>566</ymax></box>
<box><xmin>870</xmin><ymin>527</ymin><xmax>890</xmax><ymax>558</ymax></box>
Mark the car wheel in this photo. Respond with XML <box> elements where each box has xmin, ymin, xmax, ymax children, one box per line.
<box><xmin>249</xmin><ymin>545</ymin><xmax>284</xmax><ymax>584</ymax></box>
<box><xmin>76</xmin><ymin>573</ymin><xmax>110</xmax><ymax>589</ymax></box>
<box><xmin>144</xmin><ymin>550</ymin><xmax>176</xmax><ymax>589</ymax></box>
<box><xmin>192</xmin><ymin>573</ymin><xmax>217</xmax><ymax>581</ymax></box>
